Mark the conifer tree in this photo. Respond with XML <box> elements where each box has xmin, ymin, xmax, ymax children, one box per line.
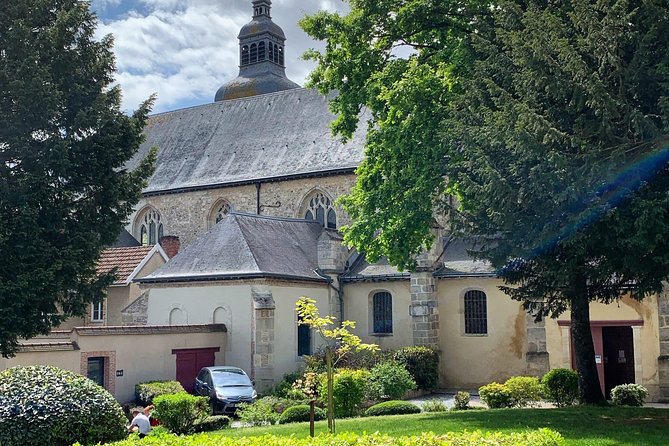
<box><xmin>0</xmin><ymin>0</ymin><xmax>155</xmax><ymax>356</ymax></box>
<box><xmin>302</xmin><ymin>0</ymin><xmax>669</xmax><ymax>403</ymax></box>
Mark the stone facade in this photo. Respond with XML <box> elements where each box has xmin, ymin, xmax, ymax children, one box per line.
<box><xmin>252</xmin><ymin>286</ymin><xmax>276</xmax><ymax>391</ymax></box>
<box><xmin>525</xmin><ymin>312</ymin><xmax>550</xmax><ymax>376</ymax></box>
<box><xmin>127</xmin><ymin>174</ymin><xmax>357</xmax><ymax>248</ymax></box>
<box><xmin>658</xmin><ymin>286</ymin><xmax>669</xmax><ymax>401</ymax></box>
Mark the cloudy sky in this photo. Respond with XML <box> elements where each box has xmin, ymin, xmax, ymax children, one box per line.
<box><xmin>90</xmin><ymin>0</ymin><xmax>349</xmax><ymax>114</ymax></box>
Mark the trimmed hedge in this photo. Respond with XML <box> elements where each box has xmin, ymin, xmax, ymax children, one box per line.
<box><xmin>153</xmin><ymin>393</ymin><xmax>209</xmax><ymax>435</ymax></box>
<box><xmin>367</xmin><ymin>361</ymin><xmax>416</xmax><ymax>400</ymax></box>
<box><xmin>505</xmin><ymin>376</ymin><xmax>543</xmax><ymax>407</ymax></box>
<box><xmin>278</xmin><ymin>404</ymin><xmax>326</xmax><ymax>424</ymax></box>
<box><xmin>136</xmin><ymin>380</ymin><xmax>186</xmax><ymax>405</ymax></box>
<box><xmin>364</xmin><ymin>400</ymin><xmax>421</xmax><ymax>417</ymax></box>
<box><xmin>479</xmin><ymin>382</ymin><xmax>514</xmax><ymax>409</ymax></box>
<box><xmin>393</xmin><ymin>346</ymin><xmax>439</xmax><ymax>391</ymax></box>
<box><xmin>105</xmin><ymin>429</ymin><xmax>564</xmax><ymax>445</ymax></box>
<box><xmin>541</xmin><ymin>369</ymin><xmax>578</xmax><ymax>407</ymax></box>
<box><xmin>0</xmin><ymin>365</ymin><xmax>127</xmax><ymax>446</ymax></box>
<box><xmin>193</xmin><ymin>415</ymin><xmax>230</xmax><ymax>432</ymax></box>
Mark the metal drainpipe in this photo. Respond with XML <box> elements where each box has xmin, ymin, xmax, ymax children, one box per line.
<box><xmin>255</xmin><ymin>182</ymin><xmax>261</xmax><ymax>214</ymax></box>
<box><xmin>313</xmin><ymin>269</ymin><xmax>344</xmax><ymax>324</ymax></box>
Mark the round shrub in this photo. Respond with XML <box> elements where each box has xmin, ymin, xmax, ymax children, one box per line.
<box><xmin>318</xmin><ymin>368</ymin><xmax>370</xmax><ymax>418</ymax></box>
<box><xmin>368</xmin><ymin>361</ymin><xmax>417</xmax><ymax>400</ymax></box>
<box><xmin>541</xmin><ymin>368</ymin><xmax>579</xmax><ymax>407</ymax></box>
<box><xmin>610</xmin><ymin>383</ymin><xmax>648</xmax><ymax>406</ymax></box>
<box><xmin>479</xmin><ymin>382</ymin><xmax>514</xmax><ymax>409</ymax></box>
<box><xmin>278</xmin><ymin>404</ymin><xmax>326</xmax><ymax>424</ymax></box>
<box><xmin>0</xmin><ymin>365</ymin><xmax>127</xmax><ymax>446</ymax></box>
<box><xmin>393</xmin><ymin>346</ymin><xmax>439</xmax><ymax>391</ymax></box>
<box><xmin>453</xmin><ymin>391</ymin><xmax>471</xmax><ymax>410</ymax></box>
<box><xmin>421</xmin><ymin>399</ymin><xmax>448</xmax><ymax>412</ymax></box>
<box><xmin>135</xmin><ymin>380</ymin><xmax>185</xmax><ymax>405</ymax></box>
<box><xmin>504</xmin><ymin>376</ymin><xmax>543</xmax><ymax>407</ymax></box>
<box><xmin>364</xmin><ymin>400</ymin><xmax>421</xmax><ymax>417</ymax></box>
<box><xmin>153</xmin><ymin>393</ymin><xmax>209</xmax><ymax>434</ymax></box>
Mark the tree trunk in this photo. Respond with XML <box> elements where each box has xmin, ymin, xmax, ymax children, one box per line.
<box><xmin>326</xmin><ymin>347</ymin><xmax>335</xmax><ymax>434</ymax></box>
<box><xmin>569</xmin><ymin>273</ymin><xmax>606</xmax><ymax>404</ymax></box>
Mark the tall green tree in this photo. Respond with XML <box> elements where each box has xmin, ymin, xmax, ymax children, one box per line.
<box><xmin>302</xmin><ymin>0</ymin><xmax>669</xmax><ymax>404</ymax></box>
<box><xmin>0</xmin><ymin>0</ymin><xmax>155</xmax><ymax>357</ymax></box>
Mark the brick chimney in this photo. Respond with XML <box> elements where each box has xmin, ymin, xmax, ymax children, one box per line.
<box><xmin>159</xmin><ymin>235</ymin><xmax>180</xmax><ymax>259</ymax></box>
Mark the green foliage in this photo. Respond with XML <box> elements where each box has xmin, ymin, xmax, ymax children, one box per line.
<box><xmin>236</xmin><ymin>397</ymin><xmax>281</xmax><ymax>426</ymax></box>
<box><xmin>453</xmin><ymin>391</ymin><xmax>471</xmax><ymax>411</ymax></box>
<box><xmin>318</xmin><ymin>368</ymin><xmax>370</xmax><ymax>418</ymax></box>
<box><xmin>364</xmin><ymin>400</ymin><xmax>422</xmax><ymax>417</ymax></box>
<box><xmin>421</xmin><ymin>399</ymin><xmax>448</xmax><ymax>412</ymax></box>
<box><xmin>0</xmin><ymin>365</ymin><xmax>126</xmax><ymax>446</ymax></box>
<box><xmin>505</xmin><ymin>376</ymin><xmax>543</xmax><ymax>408</ymax></box>
<box><xmin>153</xmin><ymin>393</ymin><xmax>209</xmax><ymax>435</ymax></box>
<box><xmin>610</xmin><ymin>384</ymin><xmax>648</xmax><ymax>407</ymax></box>
<box><xmin>271</xmin><ymin>372</ymin><xmax>303</xmax><ymax>398</ymax></box>
<box><xmin>367</xmin><ymin>361</ymin><xmax>417</xmax><ymax>400</ymax></box>
<box><xmin>135</xmin><ymin>380</ymin><xmax>186</xmax><ymax>405</ymax></box>
<box><xmin>393</xmin><ymin>347</ymin><xmax>439</xmax><ymax>391</ymax></box>
<box><xmin>479</xmin><ymin>383</ymin><xmax>514</xmax><ymax>409</ymax></box>
<box><xmin>541</xmin><ymin>369</ymin><xmax>579</xmax><ymax>408</ymax></box>
<box><xmin>277</xmin><ymin>405</ymin><xmax>327</xmax><ymax>424</ymax></box>
<box><xmin>0</xmin><ymin>0</ymin><xmax>155</xmax><ymax>357</ymax></box>
<box><xmin>193</xmin><ymin>415</ymin><xmax>230</xmax><ymax>432</ymax></box>
<box><xmin>102</xmin><ymin>429</ymin><xmax>565</xmax><ymax>446</ymax></box>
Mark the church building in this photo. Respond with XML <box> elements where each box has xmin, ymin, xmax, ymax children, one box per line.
<box><xmin>3</xmin><ymin>0</ymin><xmax>668</xmax><ymax>404</ymax></box>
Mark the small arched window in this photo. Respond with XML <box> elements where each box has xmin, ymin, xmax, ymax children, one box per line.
<box><xmin>278</xmin><ymin>46</ymin><xmax>284</xmax><ymax>65</ymax></box>
<box><xmin>241</xmin><ymin>45</ymin><xmax>249</xmax><ymax>65</ymax></box>
<box><xmin>209</xmin><ymin>200</ymin><xmax>232</xmax><ymax>228</ymax></box>
<box><xmin>464</xmin><ymin>290</ymin><xmax>487</xmax><ymax>335</ymax></box>
<box><xmin>138</xmin><ymin>209</ymin><xmax>164</xmax><ymax>245</ymax></box>
<box><xmin>258</xmin><ymin>41</ymin><xmax>266</xmax><ymax>61</ymax></box>
<box><xmin>250</xmin><ymin>43</ymin><xmax>258</xmax><ymax>63</ymax></box>
<box><xmin>304</xmin><ymin>192</ymin><xmax>336</xmax><ymax>229</ymax></box>
<box><xmin>372</xmin><ymin>292</ymin><xmax>392</xmax><ymax>334</ymax></box>
<box><xmin>273</xmin><ymin>44</ymin><xmax>279</xmax><ymax>63</ymax></box>
<box><xmin>268</xmin><ymin>42</ymin><xmax>275</xmax><ymax>62</ymax></box>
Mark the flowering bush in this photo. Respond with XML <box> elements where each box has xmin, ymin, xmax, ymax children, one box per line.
<box><xmin>610</xmin><ymin>383</ymin><xmax>648</xmax><ymax>407</ymax></box>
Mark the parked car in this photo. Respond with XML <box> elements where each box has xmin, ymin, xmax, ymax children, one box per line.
<box><xmin>194</xmin><ymin>366</ymin><xmax>257</xmax><ymax>414</ymax></box>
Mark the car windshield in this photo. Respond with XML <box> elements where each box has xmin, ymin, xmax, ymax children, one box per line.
<box><xmin>211</xmin><ymin>369</ymin><xmax>252</xmax><ymax>387</ymax></box>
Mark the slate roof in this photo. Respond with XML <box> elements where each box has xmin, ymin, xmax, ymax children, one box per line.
<box><xmin>342</xmin><ymin>239</ymin><xmax>496</xmax><ymax>282</ymax></box>
<box><xmin>97</xmin><ymin>246</ymin><xmax>155</xmax><ymax>285</ymax></box>
<box><xmin>127</xmin><ymin>88</ymin><xmax>368</xmax><ymax>195</ymax></box>
<box><xmin>111</xmin><ymin>229</ymin><xmax>141</xmax><ymax>248</ymax></box>
<box><xmin>138</xmin><ymin>212</ymin><xmax>327</xmax><ymax>283</ymax></box>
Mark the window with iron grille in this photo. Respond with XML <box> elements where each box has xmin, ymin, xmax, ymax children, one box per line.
<box><xmin>464</xmin><ymin>290</ymin><xmax>487</xmax><ymax>335</ymax></box>
<box><xmin>372</xmin><ymin>291</ymin><xmax>393</xmax><ymax>334</ymax></box>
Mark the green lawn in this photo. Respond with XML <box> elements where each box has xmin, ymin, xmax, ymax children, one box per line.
<box><xmin>213</xmin><ymin>406</ymin><xmax>669</xmax><ymax>445</ymax></box>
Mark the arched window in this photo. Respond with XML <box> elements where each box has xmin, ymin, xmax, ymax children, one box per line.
<box><xmin>268</xmin><ymin>42</ymin><xmax>275</xmax><ymax>62</ymax></box>
<box><xmin>372</xmin><ymin>291</ymin><xmax>392</xmax><ymax>334</ymax></box>
<box><xmin>241</xmin><ymin>45</ymin><xmax>249</xmax><ymax>65</ymax></box>
<box><xmin>304</xmin><ymin>192</ymin><xmax>337</xmax><ymax>229</ymax></box>
<box><xmin>297</xmin><ymin>314</ymin><xmax>311</xmax><ymax>356</ymax></box>
<box><xmin>464</xmin><ymin>290</ymin><xmax>487</xmax><ymax>335</ymax></box>
<box><xmin>169</xmin><ymin>308</ymin><xmax>186</xmax><ymax>325</ymax></box>
<box><xmin>250</xmin><ymin>43</ymin><xmax>258</xmax><ymax>63</ymax></box>
<box><xmin>208</xmin><ymin>199</ymin><xmax>232</xmax><ymax>228</ymax></box>
<box><xmin>278</xmin><ymin>46</ymin><xmax>284</xmax><ymax>65</ymax></box>
<box><xmin>258</xmin><ymin>41</ymin><xmax>266</xmax><ymax>61</ymax></box>
<box><xmin>273</xmin><ymin>43</ymin><xmax>279</xmax><ymax>63</ymax></box>
<box><xmin>138</xmin><ymin>208</ymin><xmax>164</xmax><ymax>245</ymax></box>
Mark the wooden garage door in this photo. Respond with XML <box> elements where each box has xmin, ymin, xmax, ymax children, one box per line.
<box><xmin>172</xmin><ymin>347</ymin><xmax>220</xmax><ymax>393</ymax></box>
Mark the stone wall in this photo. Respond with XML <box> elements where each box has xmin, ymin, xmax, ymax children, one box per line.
<box><xmin>126</xmin><ymin>174</ymin><xmax>357</xmax><ymax>247</ymax></box>
<box><xmin>658</xmin><ymin>287</ymin><xmax>669</xmax><ymax>401</ymax></box>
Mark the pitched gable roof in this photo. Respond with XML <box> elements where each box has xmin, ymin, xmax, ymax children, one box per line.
<box><xmin>138</xmin><ymin>212</ymin><xmax>327</xmax><ymax>283</ymax></box>
<box><xmin>97</xmin><ymin>245</ymin><xmax>167</xmax><ymax>285</ymax></box>
<box><xmin>127</xmin><ymin>88</ymin><xmax>368</xmax><ymax>196</ymax></box>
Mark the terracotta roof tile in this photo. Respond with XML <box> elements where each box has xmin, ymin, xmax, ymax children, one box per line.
<box><xmin>98</xmin><ymin>246</ymin><xmax>154</xmax><ymax>285</ymax></box>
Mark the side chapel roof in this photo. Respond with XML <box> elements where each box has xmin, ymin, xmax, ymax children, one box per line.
<box><xmin>128</xmin><ymin>88</ymin><xmax>367</xmax><ymax>195</ymax></box>
<box><xmin>97</xmin><ymin>245</ymin><xmax>165</xmax><ymax>285</ymax></box>
<box><xmin>138</xmin><ymin>212</ymin><xmax>328</xmax><ymax>283</ymax></box>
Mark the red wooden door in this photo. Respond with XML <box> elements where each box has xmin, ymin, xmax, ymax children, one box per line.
<box><xmin>172</xmin><ymin>347</ymin><xmax>220</xmax><ymax>393</ymax></box>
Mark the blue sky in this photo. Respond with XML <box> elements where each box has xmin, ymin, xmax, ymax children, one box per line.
<box><xmin>90</xmin><ymin>0</ymin><xmax>348</xmax><ymax>114</ymax></box>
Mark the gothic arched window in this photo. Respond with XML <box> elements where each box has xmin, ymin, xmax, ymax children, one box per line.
<box><xmin>372</xmin><ymin>291</ymin><xmax>393</xmax><ymax>334</ymax></box>
<box><xmin>209</xmin><ymin>200</ymin><xmax>232</xmax><ymax>228</ymax></box>
<box><xmin>241</xmin><ymin>45</ymin><xmax>249</xmax><ymax>65</ymax></box>
<box><xmin>138</xmin><ymin>208</ymin><xmax>164</xmax><ymax>245</ymax></box>
<box><xmin>258</xmin><ymin>41</ymin><xmax>266</xmax><ymax>61</ymax></box>
<box><xmin>304</xmin><ymin>192</ymin><xmax>337</xmax><ymax>229</ymax></box>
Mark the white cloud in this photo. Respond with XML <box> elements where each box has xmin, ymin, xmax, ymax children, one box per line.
<box><xmin>94</xmin><ymin>0</ymin><xmax>349</xmax><ymax>113</ymax></box>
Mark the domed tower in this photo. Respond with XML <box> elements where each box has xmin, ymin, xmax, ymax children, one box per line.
<box><xmin>215</xmin><ymin>0</ymin><xmax>300</xmax><ymax>101</ymax></box>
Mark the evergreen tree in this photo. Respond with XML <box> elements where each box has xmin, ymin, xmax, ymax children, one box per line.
<box><xmin>0</xmin><ymin>0</ymin><xmax>155</xmax><ymax>356</ymax></box>
<box><xmin>302</xmin><ymin>0</ymin><xmax>669</xmax><ymax>403</ymax></box>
